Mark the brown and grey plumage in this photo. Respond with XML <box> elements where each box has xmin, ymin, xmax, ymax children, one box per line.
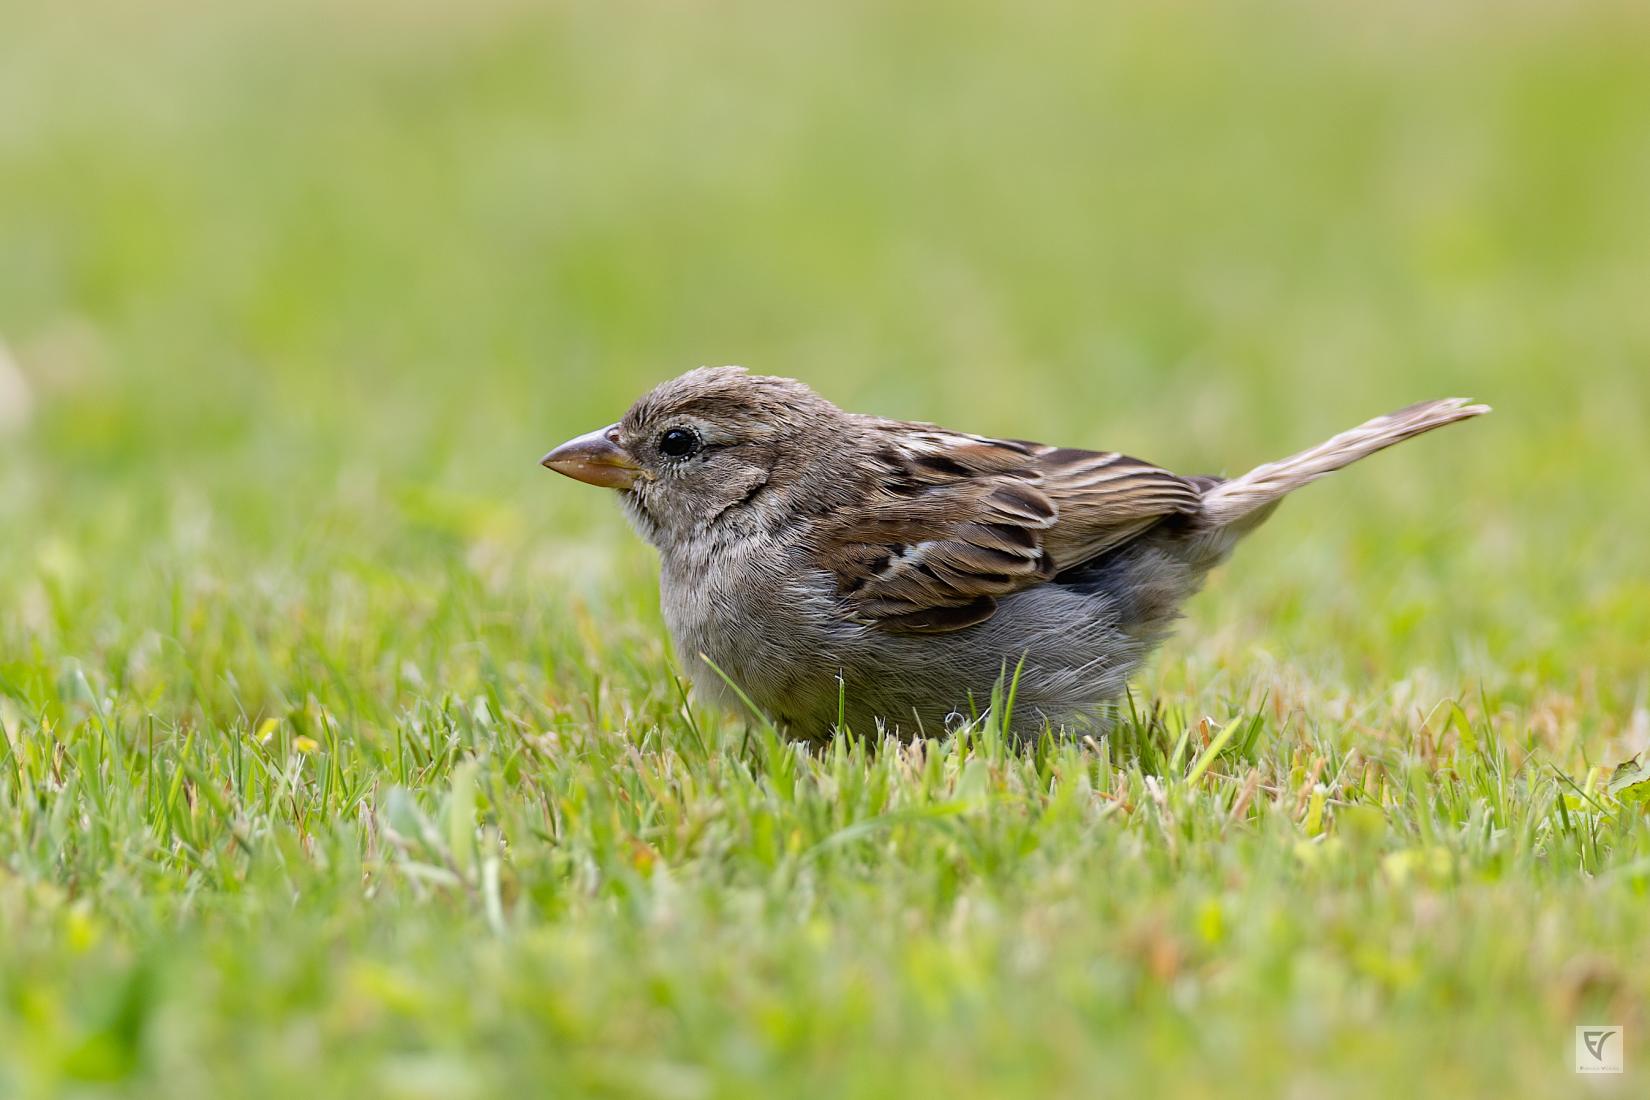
<box><xmin>541</xmin><ymin>367</ymin><xmax>1488</xmax><ymax>742</ymax></box>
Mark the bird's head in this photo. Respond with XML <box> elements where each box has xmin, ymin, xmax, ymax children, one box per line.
<box><xmin>541</xmin><ymin>366</ymin><xmax>846</xmax><ymax>548</ymax></box>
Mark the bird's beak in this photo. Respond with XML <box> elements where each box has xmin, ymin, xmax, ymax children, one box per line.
<box><xmin>540</xmin><ymin>424</ymin><xmax>642</xmax><ymax>489</ymax></box>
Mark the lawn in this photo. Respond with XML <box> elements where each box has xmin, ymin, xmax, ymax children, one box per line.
<box><xmin>2</xmin><ymin>1</ymin><xmax>1648</xmax><ymax>1096</ymax></box>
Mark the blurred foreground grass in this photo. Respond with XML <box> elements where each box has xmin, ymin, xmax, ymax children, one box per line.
<box><xmin>2</xmin><ymin>1</ymin><xmax>1649</xmax><ymax>1096</ymax></box>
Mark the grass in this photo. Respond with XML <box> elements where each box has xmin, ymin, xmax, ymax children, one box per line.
<box><xmin>2</xmin><ymin>0</ymin><xmax>1649</xmax><ymax>1096</ymax></box>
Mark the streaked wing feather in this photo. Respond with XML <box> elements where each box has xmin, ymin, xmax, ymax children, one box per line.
<box><xmin>818</xmin><ymin>426</ymin><xmax>1202</xmax><ymax>634</ymax></box>
<box><xmin>1029</xmin><ymin>444</ymin><xmax>1203</xmax><ymax>565</ymax></box>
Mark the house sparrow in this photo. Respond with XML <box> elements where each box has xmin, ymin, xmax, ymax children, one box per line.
<box><xmin>542</xmin><ymin>367</ymin><xmax>1487</xmax><ymax>741</ymax></box>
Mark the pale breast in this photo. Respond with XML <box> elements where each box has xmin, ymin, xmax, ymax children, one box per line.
<box><xmin>657</xmin><ymin>533</ymin><xmax>853</xmax><ymax>727</ymax></box>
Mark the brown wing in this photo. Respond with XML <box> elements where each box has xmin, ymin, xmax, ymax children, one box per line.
<box><xmin>816</xmin><ymin>427</ymin><xmax>1203</xmax><ymax>634</ymax></box>
<box><xmin>1022</xmin><ymin>442</ymin><xmax>1206</xmax><ymax>566</ymax></box>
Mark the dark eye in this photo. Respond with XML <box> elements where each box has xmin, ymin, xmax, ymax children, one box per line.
<box><xmin>658</xmin><ymin>428</ymin><xmax>700</xmax><ymax>459</ymax></box>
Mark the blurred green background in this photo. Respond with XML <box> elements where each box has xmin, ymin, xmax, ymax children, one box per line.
<box><xmin>5</xmin><ymin>0</ymin><xmax>1648</xmax><ymax>714</ymax></box>
<box><xmin>2</xmin><ymin>1</ymin><xmax>1648</xmax><ymax>1096</ymax></box>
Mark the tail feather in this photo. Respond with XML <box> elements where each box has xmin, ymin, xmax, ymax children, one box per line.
<box><xmin>1197</xmin><ymin>397</ymin><xmax>1490</xmax><ymax>530</ymax></box>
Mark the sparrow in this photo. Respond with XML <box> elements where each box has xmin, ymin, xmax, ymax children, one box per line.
<box><xmin>542</xmin><ymin>367</ymin><xmax>1487</xmax><ymax>742</ymax></box>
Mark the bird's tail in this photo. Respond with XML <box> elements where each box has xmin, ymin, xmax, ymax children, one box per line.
<box><xmin>1196</xmin><ymin>397</ymin><xmax>1490</xmax><ymax>532</ymax></box>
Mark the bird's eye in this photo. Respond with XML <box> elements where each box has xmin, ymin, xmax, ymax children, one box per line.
<box><xmin>658</xmin><ymin>428</ymin><xmax>700</xmax><ymax>459</ymax></box>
